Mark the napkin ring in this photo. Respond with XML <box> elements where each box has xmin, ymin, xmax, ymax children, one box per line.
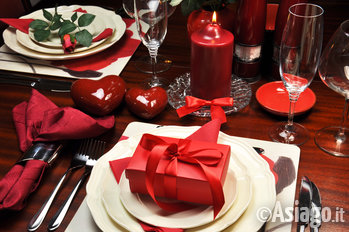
<box><xmin>17</xmin><ymin>142</ymin><xmax>63</xmax><ymax>165</ymax></box>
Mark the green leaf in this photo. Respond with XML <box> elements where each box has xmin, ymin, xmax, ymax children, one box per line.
<box><xmin>33</xmin><ymin>29</ymin><xmax>50</xmax><ymax>41</ymax></box>
<box><xmin>180</xmin><ymin>0</ymin><xmax>205</xmax><ymax>16</ymax></box>
<box><xmin>71</xmin><ymin>12</ymin><xmax>78</xmax><ymax>22</ymax></box>
<box><xmin>50</xmin><ymin>20</ymin><xmax>62</xmax><ymax>30</ymax></box>
<box><xmin>43</xmin><ymin>9</ymin><xmax>53</xmax><ymax>21</ymax></box>
<box><xmin>75</xmin><ymin>29</ymin><xmax>92</xmax><ymax>47</ymax></box>
<box><xmin>78</xmin><ymin>13</ymin><xmax>95</xmax><ymax>27</ymax></box>
<box><xmin>58</xmin><ymin>22</ymin><xmax>76</xmax><ymax>36</ymax></box>
<box><xmin>29</xmin><ymin>19</ymin><xmax>49</xmax><ymax>30</ymax></box>
<box><xmin>52</xmin><ymin>13</ymin><xmax>62</xmax><ymax>23</ymax></box>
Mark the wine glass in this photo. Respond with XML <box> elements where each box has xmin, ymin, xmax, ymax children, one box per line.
<box><xmin>123</xmin><ymin>0</ymin><xmax>175</xmax><ymax>74</ymax></box>
<box><xmin>268</xmin><ymin>3</ymin><xmax>324</xmax><ymax>145</ymax></box>
<box><xmin>315</xmin><ymin>20</ymin><xmax>349</xmax><ymax>157</ymax></box>
<box><xmin>134</xmin><ymin>0</ymin><xmax>170</xmax><ymax>87</ymax></box>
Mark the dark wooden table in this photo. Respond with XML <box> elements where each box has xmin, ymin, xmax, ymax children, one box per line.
<box><xmin>0</xmin><ymin>0</ymin><xmax>348</xmax><ymax>231</ymax></box>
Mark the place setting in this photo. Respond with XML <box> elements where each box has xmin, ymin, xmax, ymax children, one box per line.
<box><xmin>65</xmin><ymin>118</ymin><xmax>300</xmax><ymax>232</ymax></box>
<box><xmin>2</xmin><ymin>0</ymin><xmax>349</xmax><ymax>231</ymax></box>
<box><xmin>0</xmin><ymin>4</ymin><xmax>141</xmax><ymax>78</ymax></box>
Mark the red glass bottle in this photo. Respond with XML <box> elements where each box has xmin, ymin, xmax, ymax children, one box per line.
<box><xmin>233</xmin><ymin>0</ymin><xmax>267</xmax><ymax>83</ymax></box>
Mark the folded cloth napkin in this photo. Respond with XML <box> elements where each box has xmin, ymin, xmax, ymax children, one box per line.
<box><xmin>0</xmin><ymin>18</ymin><xmax>34</xmax><ymax>33</ymax></box>
<box><xmin>0</xmin><ymin>159</ymin><xmax>48</xmax><ymax>210</ymax></box>
<box><xmin>0</xmin><ymin>89</ymin><xmax>114</xmax><ymax>211</ymax></box>
<box><xmin>109</xmin><ymin>120</ymin><xmax>279</xmax><ymax>231</ymax></box>
<box><xmin>13</xmin><ymin>89</ymin><xmax>115</xmax><ymax>152</ymax></box>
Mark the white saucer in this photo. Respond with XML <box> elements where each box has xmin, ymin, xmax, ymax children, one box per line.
<box><xmin>111</xmin><ymin>168</ymin><xmax>237</xmax><ymax>229</ymax></box>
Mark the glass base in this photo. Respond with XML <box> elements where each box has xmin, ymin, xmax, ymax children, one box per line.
<box><xmin>167</xmin><ymin>73</ymin><xmax>252</xmax><ymax>117</ymax></box>
<box><xmin>269</xmin><ymin>122</ymin><xmax>309</xmax><ymax>145</ymax></box>
<box><xmin>134</xmin><ymin>55</ymin><xmax>172</xmax><ymax>74</ymax></box>
<box><xmin>315</xmin><ymin>126</ymin><xmax>349</xmax><ymax>157</ymax></box>
<box><xmin>233</xmin><ymin>74</ymin><xmax>261</xmax><ymax>84</ymax></box>
<box><xmin>142</xmin><ymin>76</ymin><xmax>169</xmax><ymax>89</ymax></box>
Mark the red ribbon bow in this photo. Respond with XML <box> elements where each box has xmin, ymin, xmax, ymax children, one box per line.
<box><xmin>139</xmin><ymin>134</ymin><xmax>225</xmax><ymax>218</ymax></box>
<box><xmin>176</xmin><ymin>96</ymin><xmax>234</xmax><ymax>123</ymax></box>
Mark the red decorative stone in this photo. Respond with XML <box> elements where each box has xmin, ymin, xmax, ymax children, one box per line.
<box><xmin>125</xmin><ymin>87</ymin><xmax>168</xmax><ymax>119</ymax></box>
<box><xmin>71</xmin><ymin>75</ymin><xmax>126</xmax><ymax>116</ymax></box>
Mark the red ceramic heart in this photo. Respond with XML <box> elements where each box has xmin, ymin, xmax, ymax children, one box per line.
<box><xmin>71</xmin><ymin>75</ymin><xmax>126</xmax><ymax>116</ymax></box>
<box><xmin>125</xmin><ymin>87</ymin><xmax>168</xmax><ymax>119</ymax></box>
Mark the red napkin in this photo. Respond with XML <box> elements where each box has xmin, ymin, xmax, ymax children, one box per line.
<box><xmin>13</xmin><ymin>89</ymin><xmax>115</xmax><ymax>152</ymax></box>
<box><xmin>0</xmin><ymin>159</ymin><xmax>48</xmax><ymax>210</ymax></box>
<box><xmin>92</xmin><ymin>28</ymin><xmax>113</xmax><ymax>42</ymax></box>
<box><xmin>0</xmin><ymin>18</ymin><xmax>34</xmax><ymax>33</ymax></box>
<box><xmin>0</xmin><ymin>89</ymin><xmax>114</xmax><ymax>211</ymax></box>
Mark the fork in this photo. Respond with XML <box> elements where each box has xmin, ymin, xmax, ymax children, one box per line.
<box><xmin>47</xmin><ymin>139</ymin><xmax>106</xmax><ymax>231</ymax></box>
<box><xmin>27</xmin><ymin>139</ymin><xmax>90</xmax><ymax>231</ymax></box>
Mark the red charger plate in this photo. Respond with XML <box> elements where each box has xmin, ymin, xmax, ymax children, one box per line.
<box><xmin>256</xmin><ymin>81</ymin><xmax>316</xmax><ymax>116</ymax></box>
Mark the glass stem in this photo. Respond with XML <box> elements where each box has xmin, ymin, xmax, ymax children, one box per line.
<box><xmin>336</xmin><ymin>97</ymin><xmax>349</xmax><ymax>142</ymax></box>
<box><xmin>148</xmin><ymin>47</ymin><xmax>159</xmax><ymax>85</ymax></box>
<box><xmin>286</xmin><ymin>92</ymin><xmax>300</xmax><ymax>132</ymax></box>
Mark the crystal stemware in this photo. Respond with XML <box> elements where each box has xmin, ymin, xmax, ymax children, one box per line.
<box><xmin>123</xmin><ymin>0</ymin><xmax>175</xmax><ymax>74</ymax></box>
<box><xmin>134</xmin><ymin>0</ymin><xmax>171</xmax><ymax>87</ymax></box>
<box><xmin>268</xmin><ymin>3</ymin><xmax>324</xmax><ymax>145</ymax></box>
<box><xmin>314</xmin><ymin>19</ymin><xmax>349</xmax><ymax>157</ymax></box>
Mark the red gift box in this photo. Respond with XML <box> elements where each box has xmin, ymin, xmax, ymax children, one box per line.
<box><xmin>125</xmin><ymin>133</ymin><xmax>231</xmax><ymax>216</ymax></box>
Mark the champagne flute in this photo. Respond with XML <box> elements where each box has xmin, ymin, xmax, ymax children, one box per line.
<box><xmin>134</xmin><ymin>0</ymin><xmax>169</xmax><ymax>87</ymax></box>
<box><xmin>123</xmin><ymin>0</ymin><xmax>175</xmax><ymax>74</ymax></box>
<box><xmin>269</xmin><ymin>3</ymin><xmax>324</xmax><ymax>145</ymax></box>
<box><xmin>315</xmin><ymin>20</ymin><xmax>349</xmax><ymax>157</ymax></box>
<box><xmin>122</xmin><ymin>0</ymin><xmax>135</xmax><ymax>18</ymax></box>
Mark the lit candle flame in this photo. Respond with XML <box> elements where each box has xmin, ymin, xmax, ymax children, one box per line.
<box><xmin>212</xmin><ymin>11</ymin><xmax>217</xmax><ymax>24</ymax></box>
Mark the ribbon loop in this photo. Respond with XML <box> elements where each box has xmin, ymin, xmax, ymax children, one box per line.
<box><xmin>139</xmin><ymin>133</ymin><xmax>225</xmax><ymax>218</ymax></box>
<box><xmin>176</xmin><ymin>96</ymin><xmax>233</xmax><ymax>123</ymax></box>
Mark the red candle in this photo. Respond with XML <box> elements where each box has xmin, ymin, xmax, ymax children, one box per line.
<box><xmin>190</xmin><ymin>13</ymin><xmax>234</xmax><ymax>100</ymax></box>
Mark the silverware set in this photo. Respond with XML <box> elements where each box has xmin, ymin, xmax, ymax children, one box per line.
<box><xmin>297</xmin><ymin>176</ymin><xmax>322</xmax><ymax>232</ymax></box>
<box><xmin>0</xmin><ymin>71</ymin><xmax>72</xmax><ymax>92</ymax></box>
<box><xmin>27</xmin><ymin>138</ymin><xmax>106</xmax><ymax>231</ymax></box>
<box><xmin>0</xmin><ymin>51</ymin><xmax>103</xmax><ymax>77</ymax></box>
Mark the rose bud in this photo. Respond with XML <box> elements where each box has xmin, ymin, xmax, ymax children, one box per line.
<box><xmin>61</xmin><ymin>34</ymin><xmax>77</xmax><ymax>54</ymax></box>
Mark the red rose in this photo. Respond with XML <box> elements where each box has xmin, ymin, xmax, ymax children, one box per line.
<box><xmin>61</xmin><ymin>34</ymin><xmax>77</xmax><ymax>54</ymax></box>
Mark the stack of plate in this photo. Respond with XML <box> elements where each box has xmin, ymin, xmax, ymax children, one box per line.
<box><xmin>86</xmin><ymin>126</ymin><xmax>277</xmax><ymax>232</ymax></box>
<box><xmin>2</xmin><ymin>5</ymin><xmax>126</xmax><ymax>60</ymax></box>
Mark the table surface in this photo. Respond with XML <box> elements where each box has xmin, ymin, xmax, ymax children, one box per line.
<box><xmin>0</xmin><ymin>0</ymin><xmax>348</xmax><ymax>231</ymax></box>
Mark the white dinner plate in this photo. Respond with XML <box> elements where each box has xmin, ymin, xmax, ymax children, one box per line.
<box><xmin>27</xmin><ymin>8</ymin><xmax>105</xmax><ymax>48</ymax></box>
<box><xmin>86</xmin><ymin>125</ymin><xmax>275</xmax><ymax>232</ymax></box>
<box><xmin>109</xmin><ymin>168</ymin><xmax>237</xmax><ymax>229</ymax></box>
<box><xmin>3</xmin><ymin>5</ymin><xmax>126</xmax><ymax>60</ymax></box>
<box><xmin>17</xmin><ymin>6</ymin><xmax>107</xmax><ymax>54</ymax></box>
<box><xmin>147</xmin><ymin>127</ymin><xmax>276</xmax><ymax>232</ymax></box>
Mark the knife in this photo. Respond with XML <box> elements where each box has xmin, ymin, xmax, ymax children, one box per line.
<box><xmin>0</xmin><ymin>72</ymin><xmax>72</xmax><ymax>92</ymax></box>
<box><xmin>297</xmin><ymin>176</ymin><xmax>312</xmax><ymax>232</ymax></box>
<box><xmin>310</xmin><ymin>181</ymin><xmax>322</xmax><ymax>232</ymax></box>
